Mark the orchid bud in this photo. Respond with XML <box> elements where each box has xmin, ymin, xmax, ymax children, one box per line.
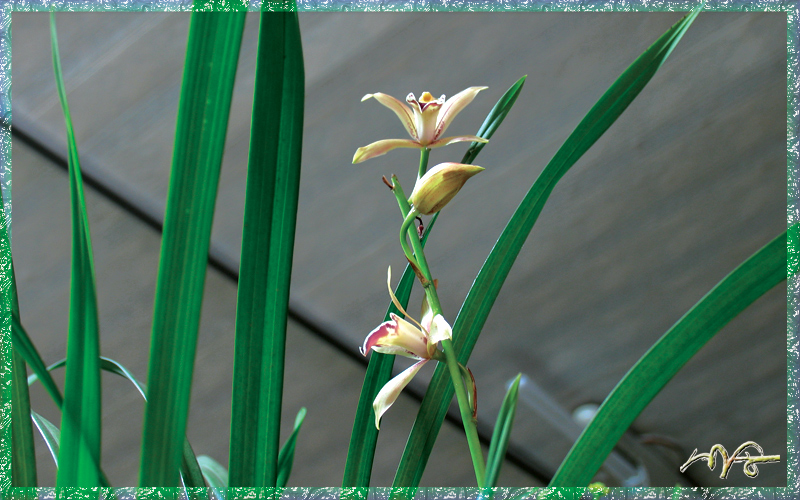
<box><xmin>409</xmin><ymin>162</ymin><xmax>484</xmax><ymax>215</ymax></box>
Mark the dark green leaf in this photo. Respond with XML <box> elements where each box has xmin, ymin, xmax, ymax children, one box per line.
<box><xmin>227</xmin><ymin>7</ymin><xmax>304</xmax><ymax>488</ymax></box>
<box><xmin>550</xmin><ymin>227</ymin><xmax>787</xmax><ymax>486</ymax></box>
<box><xmin>50</xmin><ymin>13</ymin><xmax>103</xmax><ymax>487</ymax></box>
<box><xmin>393</xmin><ymin>7</ymin><xmax>703</xmax><ymax>488</ymax></box>
<box><xmin>461</xmin><ymin>76</ymin><xmax>526</xmax><ymax>165</ymax></box>
<box><xmin>276</xmin><ymin>407</ymin><xmax>307</xmax><ymax>487</ymax></box>
<box><xmin>12</xmin><ymin>348</ymin><xmax>37</xmax><ymax>487</ymax></box>
<box><xmin>483</xmin><ymin>374</ymin><xmax>521</xmax><ymax>488</ymax></box>
<box><xmin>139</xmin><ymin>8</ymin><xmax>246</xmax><ymax>487</ymax></box>
<box><xmin>3</xmin><ymin>204</ymin><xmax>38</xmax><ymax>487</ymax></box>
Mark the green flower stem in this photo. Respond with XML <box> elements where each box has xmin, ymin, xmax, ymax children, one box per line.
<box><xmin>399</xmin><ymin>209</ymin><xmax>420</xmax><ymax>271</ymax></box>
<box><xmin>389</xmin><ymin>151</ymin><xmax>487</xmax><ymax>487</ymax></box>
<box><xmin>417</xmin><ymin>147</ymin><xmax>431</xmax><ymax>181</ymax></box>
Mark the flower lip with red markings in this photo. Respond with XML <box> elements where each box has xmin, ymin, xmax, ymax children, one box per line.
<box><xmin>360</xmin><ymin>267</ymin><xmax>453</xmax><ymax>429</ymax></box>
<box><xmin>352</xmin><ymin>87</ymin><xmax>489</xmax><ymax>164</ymax></box>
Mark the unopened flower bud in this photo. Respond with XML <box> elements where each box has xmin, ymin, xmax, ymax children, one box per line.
<box><xmin>409</xmin><ymin>163</ymin><xmax>484</xmax><ymax>215</ymax></box>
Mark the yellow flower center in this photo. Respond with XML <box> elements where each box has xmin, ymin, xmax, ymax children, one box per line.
<box><xmin>419</xmin><ymin>92</ymin><xmax>436</xmax><ymax>103</ymax></box>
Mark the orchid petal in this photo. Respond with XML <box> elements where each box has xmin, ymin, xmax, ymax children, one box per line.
<box><xmin>373</xmin><ymin>359</ymin><xmax>428</xmax><ymax>429</ymax></box>
<box><xmin>434</xmin><ymin>86</ymin><xmax>488</xmax><ymax>139</ymax></box>
<box><xmin>420</xmin><ymin>293</ymin><xmax>434</xmax><ymax>333</ymax></box>
<box><xmin>363</xmin><ymin>93</ymin><xmax>418</xmax><ymax>140</ymax></box>
<box><xmin>428</xmin><ymin>314</ymin><xmax>453</xmax><ymax>344</ymax></box>
<box><xmin>353</xmin><ymin>139</ymin><xmax>421</xmax><ymax>164</ymax></box>
<box><xmin>428</xmin><ymin>135</ymin><xmax>489</xmax><ymax>149</ymax></box>
<box><xmin>360</xmin><ymin>313</ymin><xmax>430</xmax><ymax>359</ymax></box>
<box><xmin>412</xmin><ymin>92</ymin><xmax>446</xmax><ymax>145</ymax></box>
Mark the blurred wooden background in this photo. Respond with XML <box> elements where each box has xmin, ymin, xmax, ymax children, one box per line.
<box><xmin>10</xmin><ymin>11</ymin><xmax>787</xmax><ymax>487</ymax></box>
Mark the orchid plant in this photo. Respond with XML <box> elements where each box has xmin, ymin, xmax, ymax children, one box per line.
<box><xmin>354</xmin><ymin>86</ymin><xmax>494</xmax><ymax>484</ymax></box>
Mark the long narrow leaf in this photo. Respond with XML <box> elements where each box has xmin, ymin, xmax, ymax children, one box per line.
<box><xmin>343</xmin><ymin>75</ymin><xmax>525</xmax><ymax>488</ymax></box>
<box><xmin>462</xmin><ymin>76</ymin><xmax>526</xmax><ymax>165</ymax></box>
<box><xmin>549</xmin><ymin>228</ymin><xmax>788</xmax><ymax>486</ymax></box>
<box><xmin>483</xmin><ymin>374</ymin><xmax>521</xmax><ymax>488</ymax></box>
<box><xmin>393</xmin><ymin>7</ymin><xmax>703</xmax><ymax>488</ymax></box>
<box><xmin>12</xmin><ymin>348</ymin><xmax>37</xmax><ymax>487</ymax></box>
<box><xmin>139</xmin><ymin>7</ymin><xmax>246</xmax><ymax>486</ymax></box>
<box><xmin>50</xmin><ymin>13</ymin><xmax>103</xmax><ymax>487</ymax></box>
<box><xmin>227</xmin><ymin>5</ymin><xmax>304</xmax><ymax>488</ymax></box>
<box><xmin>13</xmin><ymin>311</ymin><xmax>63</xmax><ymax>408</ymax></box>
<box><xmin>276</xmin><ymin>407</ymin><xmax>307</xmax><ymax>487</ymax></box>
<box><xmin>198</xmin><ymin>456</ymin><xmax>229</xmax><ymax>488</ymax></box>
<box><xmin>3</xmin><ymin>202</ymin><xmax>38</xmax><ymax>487</ymax></box>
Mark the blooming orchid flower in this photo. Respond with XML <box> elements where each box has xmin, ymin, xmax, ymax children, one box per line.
<box><xmin>353</xmin><ymin>87</ymin><xmax>490</xmax><ymax>164</ymax></box>
<box><xmin>360</xmin><ymin>268</ymin><xmax>453</xmax><ymax>429</ymax></box>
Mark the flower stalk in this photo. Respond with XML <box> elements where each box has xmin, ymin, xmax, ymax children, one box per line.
<box><xmin>390</xmin><ymin>150</ymin><xmax>487</xmax><ymax>487</ymax></box>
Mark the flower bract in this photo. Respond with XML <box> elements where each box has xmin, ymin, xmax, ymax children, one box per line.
<box><xmin>408</xmin><ymin>162</ymin><xmax>484</xmax><ymax>215</ymax></box>
<box><xmin>353</xmin><ymin>87</ymin><xmax>489</xmax><ymax>164</ymax></box>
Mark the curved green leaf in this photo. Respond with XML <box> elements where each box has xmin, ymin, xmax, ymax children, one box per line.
<box><xmin>462</xmin><ymin>75</ymin><xmax>526</xmax><ymax>165</ymax></box>
<box><xmin>3</xmin><ymin>207</ymin><xmax>38</xmax><ymax>487</ymax></box>
<box><xmin>227</xmin><ymin>6</ymin><xmax>304</xmax><ymax>489</ymax></box>
<box><xmin>277</xmin><ymin>407</ymin><xmax>307</xmax><ymax>487</ymax></box>
<box><xmin>549</xmin><ymin>227</ymin><xmax>788</xmax><ymax>486</ymax></box>
<box><xmin>198</xmin><ymin>455</ymin><xmax>229</xmax><ymax>489</ymax></box>
<box><xmin>393</xmin><ymin>7</ymin><xmax>703</xmax><ymax>488</ymax></box>
<box><xmin>50</xmin><ymin>13</ymin><xmax>103</xmax><ymax>487</ymax></box>
<box><xmin>139</xmin><ymin>8</ymin><xmax>246</xmax><ymax>487</ymax></box>
<box><xmin>484</xmin><ymin>374</ymin><xmax>521</xmax><ymax>488</ymax></box>
<box><xmin>31</xmin><ymin>411</ymin><xmax>61</xmax><ymax>469</ymax></box>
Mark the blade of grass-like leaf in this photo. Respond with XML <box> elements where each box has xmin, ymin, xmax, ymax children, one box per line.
<box><xmin>276</xmin><ymin>407</ymin><xmax>306</xmax><ymax>487</ymax></box>
<box><xmin>549</xmin><ymin>228</ymin><xmax>788</xmax><ymax>486</ymax></box>
<box><xmin>483</xmin><ymin>374</ymin><xmax>521</xmax><ymax>488</ymax></box>
<box><xmin>198</xmin><ymin>456</ymin><xmax>229</xmax><ymax>488</ymax></box>
<box><xmin>227</xmin><ymin>6</ymin><xmax>303</xmax><ymax>488</ymax></box>
<box><xmin>341</xmin><ymin>214</ymin><xmax>438</xmax><ymax>488</ymax></box>
<box><xmin>50</xmin><ymin>13</ymin><xmax>103</xmax><ymax>487</ymax></box>
<box><xmin>31</xmin><ymin>411</ymin><xmax>61</xmax><ymax>468</ymax></box>
<box><xmin>13</xmin><ymin>311</ymin><xmax>63</xmax><ymax>408</ymax></box>
<box><xmin>343</xmin><ymin>75</ymin><xmax>524</xmax><ymax>488</ymax></box>
<box><xmin>461</xmin><ymin>76</ymin><xmax>526</xmax><ymax>165</ymax></box>
<box><xmin>393</xmin><ymin>7</ymin><xmax>703</xmax><ymax>488</ymax></box>
<box><xmin>30</xmin><ymin>356</ymin><xmax>206</xmax><ymax>487</ymax></box>
<box><xmin>3</xmin><ymin>206</ymin><xmax>38</xmax><ymax>487</ymax></box>
<box><xmin>12</xmin><ymin>348</ymin><xmax>37</xmax><ymax>487</ymax></box>
<box><xmin>139</xmin><ymin>8</ymin><xmax>246</xmax><ymax>486</ymax></box>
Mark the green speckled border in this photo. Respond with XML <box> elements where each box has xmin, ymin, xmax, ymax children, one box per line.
<box><xmin>1</xmin><ymin>0</ymin><xmax>796</xmax><ymax>498</ymax></box>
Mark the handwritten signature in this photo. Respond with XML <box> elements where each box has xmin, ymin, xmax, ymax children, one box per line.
<box><xmin>679</xmin><ymin>441</ymin><xmax>780</xmax><ymax>478</ymax></box>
